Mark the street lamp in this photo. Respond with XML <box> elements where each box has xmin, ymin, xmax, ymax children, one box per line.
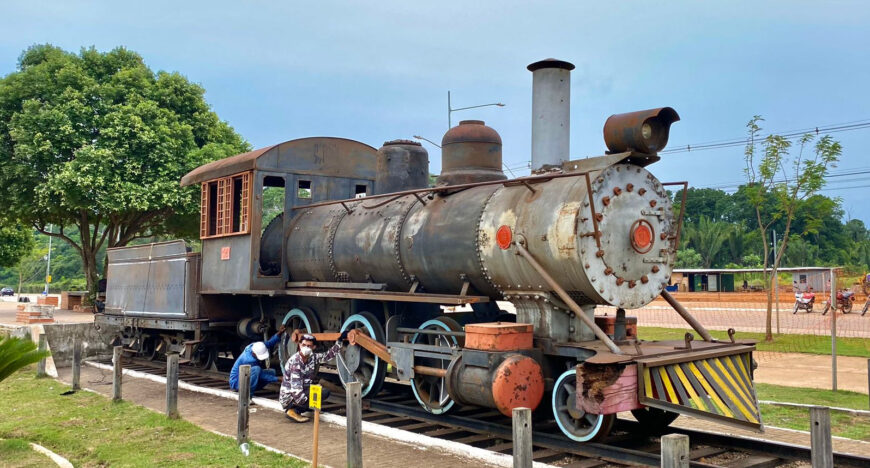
<box><xmin>448</xmin><ymin>90</ymin><xmax>504</xmax><ymax>129</ymax></box>
<box><xmin>412</xmin><ymin>135</ymin><xmax>441</xmax><ymax>148</ymax></box>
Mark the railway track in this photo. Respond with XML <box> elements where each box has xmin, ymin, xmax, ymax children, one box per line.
<box><xmin>103</xmin><ymin>356</ymin><xmax>870</xmax><ymax>468</ymax></box>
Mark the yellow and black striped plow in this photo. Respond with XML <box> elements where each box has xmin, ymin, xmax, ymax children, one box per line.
<box><xmin>636</xmin><ymin>347</ymin><xmax>762</xmax><ymax>431</ymax></box>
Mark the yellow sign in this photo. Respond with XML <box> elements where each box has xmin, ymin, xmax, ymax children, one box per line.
<box><xmin>46</xmin><ymin>275</ymin><xmax>52</xmax><ymax>283</ymax></box>
<box><xmin>309</xmin><ymin>384</ymin><xmax>321</xmax><ymax>409</ymax></box>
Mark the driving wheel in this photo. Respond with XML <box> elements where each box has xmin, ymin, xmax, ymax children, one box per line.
<box><xmin>338</xmin><ymin>312</ymin><xmax>387</xmax><ymax>398</ymax></box>
<box><xmin>410</xmin><ymin>316</ymin><xmax>463</xmax><ymax>414</ymax></box>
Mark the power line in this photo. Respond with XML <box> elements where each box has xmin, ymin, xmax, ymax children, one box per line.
<box><xmin>662</xmin><ymin>119</ymin><xmax>870</xmax><ymax>155</ymax></box>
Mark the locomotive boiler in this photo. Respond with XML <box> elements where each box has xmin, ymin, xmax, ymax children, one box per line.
<box><xmin>97</xmin><ymin>59</ymin><xmax>762</xmax><ymax>442</ymax></box>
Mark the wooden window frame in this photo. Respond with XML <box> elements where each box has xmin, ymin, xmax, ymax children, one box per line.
<box><xmin>199</xmin><ymin>171</ymin><xmax>253</xmax><ymax>239</ymax></box>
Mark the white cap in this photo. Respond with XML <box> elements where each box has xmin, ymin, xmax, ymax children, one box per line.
<box><xmin>252</xmin><ymin>342</ymin><xmax>269</xmax><ymax>360</ymax></box>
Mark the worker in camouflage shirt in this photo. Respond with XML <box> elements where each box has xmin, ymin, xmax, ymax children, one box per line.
<box><xmin>280</xmin><ymin>331</ymin><xmax>347</xmax><ymax>422</ymax></box>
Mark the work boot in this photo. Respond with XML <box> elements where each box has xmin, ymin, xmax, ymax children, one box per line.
<box><xmin>285</xmin><ymin>409</ymin><xmax>309</xmax><ymax>423</ymax></box>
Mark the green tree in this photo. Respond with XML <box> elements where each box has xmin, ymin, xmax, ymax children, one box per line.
<box><xmin>0</xmin><ymin>220</ymin><xmax>34</xmax><ymax>268</ymax></box>
<box><xmin>0</xmin><ymin>45</ymin><xmax>248</xmax><ymax>299</ymax></box>
<box><xmin>0</xmin><ymin>336</ymin><xmax>49</xmax><ymax>382</ymax></box>
<box><xmin>675</xmin><ymin>248</ymin><xmax>703</xmax><ymax>268</ymax></box>
<box><xmin>743</xmin><ymin>116</ymin><xmax>841</xmax><ymax>341</ymax></box>
<box><xmin>683</xmin><ymin>216</ymin><xmax>730</xmax><ymax>268</ymax></box>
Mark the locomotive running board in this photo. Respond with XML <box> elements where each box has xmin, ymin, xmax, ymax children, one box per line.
<box><xmin>635</xmin><ymin>346</ymin><xmax>763</xmax><ymax>431</ymax></box>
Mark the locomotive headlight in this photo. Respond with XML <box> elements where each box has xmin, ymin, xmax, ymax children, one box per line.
<box><xmin>603</xmin><ymin>107</ymin><xmax>680</xmax><ymax>154</ymax></box>
<box><xmin>641</xmin><ymin>123</ymin><xmax>652</xmax><ymax>140</ymax></box>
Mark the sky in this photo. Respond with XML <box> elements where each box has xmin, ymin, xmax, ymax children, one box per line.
<box><xmin>2</xmin><ymin>1</ymin><xmax>869</xmax><ymax>223</ymax></box>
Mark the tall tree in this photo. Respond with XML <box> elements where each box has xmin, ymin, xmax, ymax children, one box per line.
<box><xmin>684</xmin><ymin>216</ymin><xmax>730</xmax><ymax>268</ymax></box>
<box><xmin>0</xmin><ymin>45</ymin><xmax>248</xmax><ymax>299</ymax></box>
<box><xmin>743</xmin><ymin>116</ymin><xmax>841</xmax><ymax>341</ymax></box>
<box><xmin>0</xmin><ymin>219</ymin><xmax>33</xmax><ymax>268</ymax></box>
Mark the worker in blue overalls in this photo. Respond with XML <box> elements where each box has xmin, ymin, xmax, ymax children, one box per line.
<box><xmin>229</xmin><ymin>325</ymin><xmax>285</xmax><ymax>394</ymax></box>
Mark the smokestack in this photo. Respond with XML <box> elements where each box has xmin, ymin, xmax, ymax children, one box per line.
<box><xmin>527</xmin><ymin>58</ymin><xmax>575</xmax><ymax>170</ymax></box>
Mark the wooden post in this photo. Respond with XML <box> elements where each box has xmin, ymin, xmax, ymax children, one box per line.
<box><xmin>36</xmin><ymin>334</ymin><xmax>47</xmax><ymax>378</ymax></box>
<box><xmin>236</xmin><ymin>365</ymin><xmax>251</xmax><ymax>444</ymax></box>
<box><xmin>810</xmin><ymin>406</ymin><xmax>833</xmax><ymax>468</ymax></box>
<box><xmin>661</xmin><ymin>433</ymin><xmax>689</xmax><ymax>468</ymax></box>
<box><xmin>512</xmin><ymin>407</ymin><xmax>532</xmax><ymax>468</ymax></box>
<box><xmin>71</xmin><ymin>339</ymin><xmax>81</xmax><ymax>391</ymax></box>
<box><xmin>112</xmin><ymin>345</ymin><xmax>123</xmax><ymax>402</ymax></box>
<box><xmin>166</xmin><ymin>353</ymin><xmax>179</xmax><ymax>419</ymax></box>
<box><xmin>312</xmin><ymin>407</ymin><xmax>321</xmax><ymax>468</ymax></box>
<box><xmin>346</xmin><ymin>381</ymin><xmax>363</xmax><ymax>468</ymax></box>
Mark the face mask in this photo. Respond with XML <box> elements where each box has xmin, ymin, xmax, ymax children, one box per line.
<box><xmin>300</xmin><ymin>346</ymin><xmax>313</xmax><ymax>357</ymax></box>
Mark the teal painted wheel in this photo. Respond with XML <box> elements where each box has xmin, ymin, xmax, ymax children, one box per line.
<box><xmin>339</xmin><ymin>312</ymin><xmax>386</xmax><ymax>398</ymax></box>
<box><xmin>410</xmin><ymin>316</ymin><xmax>462</xmax><ymax>414</ymax></box>
<box><xmin>552</xmin><ymin>368</ymin><xmax>614</xmax><ymax>442</ymax></box>
<box><xmin>279</xmin><ymin>308</ymin><xmax>321</xmax><ymax>373</ymax></box>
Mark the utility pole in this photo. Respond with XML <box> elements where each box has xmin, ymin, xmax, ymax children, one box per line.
<box><xmin>44</xmin><ymin>224</ymin><xmax>52</xmax><ymax>295</ymax></box>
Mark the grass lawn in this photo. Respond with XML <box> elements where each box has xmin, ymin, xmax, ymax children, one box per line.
<box><xmin>0</xmin><ymin>369</ymin><xmax>305</xmax><ymax>467</ymax></box>
<box><xmin>0</xmin><ymin>439</ymin><xmax>54</xmax><ymax>467</ymax></box>
<box><xmin>753</xmin><ymin>382</ymin><xmax>870</xmax><ymax>440</ymax></box>
<box><xmin>759</xmin><ymin>405</ymin><xmax>870</xmax><ymax>441</ymax></box>
<box><xmin>638</xmin><ymin>326</ymin><xmax>870</xmax><ymax>358</ymax></box>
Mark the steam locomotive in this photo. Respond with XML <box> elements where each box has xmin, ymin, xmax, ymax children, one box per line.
<box><xmin>97</xmin><ymin>59</ymin><xmax>762</xmax><ymax>441</ymax></box>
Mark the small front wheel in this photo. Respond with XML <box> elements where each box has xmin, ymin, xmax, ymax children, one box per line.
<box><xmin>862</xmin><ymin>301</ymin><xmax>869</xmax><ymax>316</ymax></box>
<box><xmin>552</xmin><ymin>369</ymin><xmax>614</xmax><ymax>442</ymax></box>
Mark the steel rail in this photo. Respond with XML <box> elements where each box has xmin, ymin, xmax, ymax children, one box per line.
<box><xmin>110</xmin><ymin>356</ymin><xmax>870</xmax><ymax>468</ymax></box>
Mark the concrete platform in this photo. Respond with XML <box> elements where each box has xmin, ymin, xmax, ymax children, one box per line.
<box><xmin>55</xmin><ymin>365</ymin><xmax>501</xmax><ymax>468</ymax></box>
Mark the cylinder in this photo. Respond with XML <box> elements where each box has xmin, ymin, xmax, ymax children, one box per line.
<box><xmin>446</xmin><ymin>354</ymin><xmax>544</xmax><ymax>416</ymax></box>
<box><xmin>375</xmin><ymin>140</ymin><xmax>429</xmax><ymax>194</ymax></box>
<box><xmin>528</xmin><ymin>59</ymin><xmax>575</xmax><ymax>170</ymax></box>
<box><xmin>436</xmin><ymin>120</ymin><xmax>506</xmax><ymax>186</ymax></box>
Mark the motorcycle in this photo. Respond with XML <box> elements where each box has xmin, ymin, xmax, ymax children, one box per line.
<box><xmin>862</xmin><ymin>298</ymin><xmax>870</xmax><ymax>316</ymax></box>
<box><xmin>792</xmin><ymin>290</ymin><xmax>816</xmax><ymax>314</ymax></box>
<box><xmin>822</xmin><ymin>289</ymin><xmax>856</xmax><ymax>315</ymax></box>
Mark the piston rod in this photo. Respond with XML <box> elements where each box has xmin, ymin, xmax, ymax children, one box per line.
<box><xmin>660</xmin><ymin>289</ymin><xmax>714</xmax><ymax>342</ymax></box>
<box><xmin>514</xmin><ymin>241</ymin><xmax>623</xmax><ymax>354</ymax></box>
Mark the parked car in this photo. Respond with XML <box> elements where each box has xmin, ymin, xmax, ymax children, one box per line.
<box><xmin>0</xmin><ymin>287</ymin><xmax>14</xmax><ymax>296</ymax></box>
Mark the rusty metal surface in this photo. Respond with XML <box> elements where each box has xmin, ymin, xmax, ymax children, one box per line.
<box><xmin>181</xmin><ymin>137</ymin><xmax>378</xmax><ymax>187</ymax></box>
<box><xmin>582</xmin><ymin>339</ymin><xmax>756</xmax><ymax>364</ymax></box>
<box><xmin>375</xmin><ymin>140</ymin><xmax>429</xmax><ymax>194</ymax></box>
<box><xmin>105</xmin><ymin>241</ymin><xmax>199</xmax><ymax>319</ymax></box>
<box><xmin>464</xmin><ymin>322</ymin><xmax>533</xmax><ymax>351</ymax></box>
<box><xmin>436</xmin><ymin>120</ymin><xmax>506</xmax><ymax>186</ymax></box>
<box><xmin>400</xmin><ymin>185</ymin><xmax>500</xmax><ymax>294</ymax></box>
<box><xmin>479</xmin><ymin>163</ymin><xmax>675</xmax><ymax>310</ymax></box>
<box><xmin>282</xmin><ymin>288</ymin><xmax>489</xmax><ymax>305</ymax></box>
<box><xmin>491</xmin><ymin>354</ymin><xmax>544</xmax><ymax>416</ymax></box>
<box><xmin>603</xmin><ymin>107</ymin><xmax>680</xmax><ymax>154</ymax></box>
<box><xmin>348</xmin><ymin>329</ymin><xmax>392</xmax><ymax>361</ymax></box>
<box><xmin>333</xmin><ymin>195</ymin><xmax>418</xmax><ymax>288</ymax></box>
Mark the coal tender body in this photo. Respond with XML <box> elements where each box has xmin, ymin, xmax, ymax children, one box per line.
<box><xmin>98</xmin><ymin>59</ymin><xmax>762</xmax><ymax>443</ymax></box>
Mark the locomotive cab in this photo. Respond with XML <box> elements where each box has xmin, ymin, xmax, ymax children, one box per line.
<box><xmin>179</xmin><ymin>137</ymin><xmax>379</xmax><ymax>293</ymax></box>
